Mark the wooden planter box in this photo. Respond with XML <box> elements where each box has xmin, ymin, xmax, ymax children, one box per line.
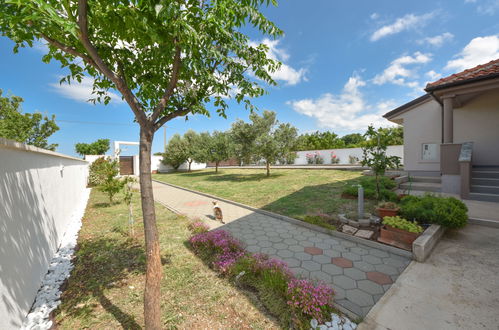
<box><xmin>378</xmin><ymin>225</ymin><xmax>420</xmax><ymax>251</ymax></box>
<box><xmin>376</xmin><ymin>207</ymin><xmax>399</xmax><ymax>219</ymax></box>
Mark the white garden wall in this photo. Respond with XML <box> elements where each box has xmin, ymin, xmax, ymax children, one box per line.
<box><xmin>293</xmin><ymin>145</ymin><xmax>404</xmax><ymax>165</ymax></box>
<box><xmin>151</xmin><ymin>155</ymin><xmax>206</xmax><ymax>172</ymax></box>
<box><xmin>0</xmin><ymin>138</ymin><xmax>89</xmax><ymax>329</ymax></box>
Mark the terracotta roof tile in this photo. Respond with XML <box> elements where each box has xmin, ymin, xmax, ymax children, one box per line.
<box><xmin>426</xmin><ymin>58</ymin><xmax>499</xmax><ymax>90</ymax></box>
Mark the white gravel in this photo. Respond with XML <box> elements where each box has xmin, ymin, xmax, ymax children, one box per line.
<box><xmin>311</xmin><ymin>313</ymin><xmax>358</xmax><ymax>330</ymax></box>
<box><xmin>21</xmin><ymin>188</ymin><xmax>90</xmax><ymax>330</ymax></box>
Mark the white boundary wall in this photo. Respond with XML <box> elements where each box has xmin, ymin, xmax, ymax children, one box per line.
<box><xmin>85</xmin><ymin>155</ymin><xmax>206</xmax><ymax>173</ymax></box>
<box><xmin>293</xmin><ymin>145</ymin><xmax>404</xmax><ymax>165</ymax></box>
<box><xmin>0</xmin><ymin>138</ymin><xmax>89</xmax><ymax>329</ymax></box>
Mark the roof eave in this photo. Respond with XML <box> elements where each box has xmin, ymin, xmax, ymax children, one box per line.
<box><xmin>383</xmin><ymin>94</ymin><xmax>431</xmax><ymax>120</ymax></box>
<box><xmin>425</xmin><ymin>72</ymin><xmax>499</xmax><ymax>92</ymax></box>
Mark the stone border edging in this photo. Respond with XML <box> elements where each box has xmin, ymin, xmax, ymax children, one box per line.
<box><xmin>152</xmin><ymin>179</ymin><xmax>413</xmax><ymax>259</ymax></box>
<box><xmin>412</xmin><ymin>224</ymin><xmax>445</xmax><ymax>262</ymax></box>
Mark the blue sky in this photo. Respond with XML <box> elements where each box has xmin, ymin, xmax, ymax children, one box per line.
<box><xmin>1</xmin><ymin>0</ymin><xmax>499</xmax><ymax>156</ymax></box>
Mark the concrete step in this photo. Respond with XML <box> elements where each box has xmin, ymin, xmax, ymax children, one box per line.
<box><xmin>472</xmin><ymin>171</ymin><xmax>499</xmax><ymax>179</ymax></box>
<box><xmin>408</xmin><ymin>176</ymin><xmax>441</xmax><ymax>183</ymax></box>
<box><xmin>471</xmin><ymin>178</ymin><xmax>499</xmax><ymax>186</ymax></box>
<box><xmin>471</xmin><ymin>185</ymin><xmax>499</xmax><ymax>194</ymax></box>
<box><xmin>400</xmin><ymin>182</ymin><xmax>441</xmax><ymax>193</ymax></box>
<box><xmin>469</xmin><ymin>192</ymin><xmax>499</xmax><ymax>203</ymax></box>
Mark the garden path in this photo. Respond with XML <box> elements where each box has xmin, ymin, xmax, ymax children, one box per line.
<box><xmin>151</xmin><ymin>180</ymin><xmax>411</xmax><ymax>317</ymax></box>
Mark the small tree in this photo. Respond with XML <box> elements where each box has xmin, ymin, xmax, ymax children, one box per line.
<box><xmin>0</xmin><ymin>89</ymin><xmax>59</xmax><ymax>150</ymax></box>
<box><xmin>75</xmin><ymin>138</ymin><xmax>110</xmax><ymax>156</ymax></box>
<box><xmin>361</xmin><ymin>125</ymin><xmax>402</xmax><ymax>200</ymax></box>
<box><xmin>162</xmin><ymin>134</ymin><xmax>188</xmax><ymax>170</ymax></box>
<box><xmin>206</xmin><ymin>131</ymin><xmax>231</xmax><ymax>173</ymax></box>
<box><xmin>183</xmin><ymin>130</ymin><xmax>205</xmax><ymax>172</ymax></box>
<box><xmin>97</xmin><ymin>158</ymin><xmax>124</xmax><ymax>203</ymax></box>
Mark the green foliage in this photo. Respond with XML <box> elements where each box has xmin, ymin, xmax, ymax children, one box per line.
<box><xmin>399</xmin><ymin>194</ymin><xmax>468</xmax><ymax>229</ymax></box>
<box><xmin>0</xmin><ymin>89</ymin><xmax>59</xmax><ymax>150</ymax></box>
<box><xmin>361</xmin><ymin>125</ymin><xmax>402</xmax><ymax>200</ymax></box>
<box><xmin>341</xmin><ymin>133</ymin><xmax>364</xmax><ymax>147</ymax></box>
<box><xmin>342</xmin><ymin>176</ymin><xmax>398</xmax><ymax>201</ymax></box>
<box><xmin>75</xmin><ymin>138</ymin><xmax>110</xmax><ymax>156</ymax></box>
<box><xmin>203</xmin><ymin>131</ymin><xmax>232</xmax><ymax>171</ymax></box>
<box><xmin>296</xmin><ymin>131</ymin><xmax>345</xmax><ymax>151</ymax></box>
<box><xmin>94</xmin><ymin>158</ymin><xmax>123</xmax><ymax>203</ymax></box>
<box><xmin>183</xmin><ymin>130</ymin><xmax>206</xmax><ymax>171</ymax></box>
<box><xmin>383</xmin><ymin>216</ymin><xmax>423</xmax><ymax>233</ymax></box>
<box><xmin>162</xmin><ymin>134</ymin><xmax>188</xmax><ymax>170</ymax></box>
<box><xmin>302</xmin><ymin>215</ymin><xmax>337</xmax><ymax>231</ymax></box>
<box><xmin>88</xmin><ymin>157</ymin><xmax>115</xmax><ymax>186</ymax></box>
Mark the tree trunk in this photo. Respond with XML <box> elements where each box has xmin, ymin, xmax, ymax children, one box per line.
<box><xmin>375</xmin><ymin>173</ymin><xmax>381</xmax><ymax>201</ymax></box>
<box><xmin>266</xmin><ymin>161</ymin><xmax>270</xmax><ymax>177</ymax></box>
<box><xmin>215</xmin><ymin>161</ymin><xmax>219</xmax><ymax>173</ymax></box>
<box><xmin>139</xmin><ymin>127</ymin><xmax>162</xmax><ymax>330</ymax></box>
<box><xmin>188</xmin><ymin>160</ymin><xmax>192</xmax><ymax>172</ymax></box>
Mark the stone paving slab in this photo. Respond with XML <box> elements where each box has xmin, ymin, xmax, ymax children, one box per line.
<box><xmin>151</xmin><ymin>181</ymin><xmax>411</xmax><ymax>317</ymax></box>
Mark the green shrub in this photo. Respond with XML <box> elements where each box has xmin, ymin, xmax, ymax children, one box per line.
<box><xmin>383</xmin><ymin>216</ymin><xmax>423</xmax><ymax>233</ymax></box>
<box><xmin>302</xmin><ymin>215</ymin><xmax>337</xmax><ymax>231</ymax></box>
<box><xmin>399</xmin><ymin>194</ymin><xmax>468</xmax><ymax>229</ymax></box>
<box><xmin>342</xmin><ymin>176</ymin><xmax>397</xmax><ymax>201</ymax></box>
<box><xmin>88</xmin><ymin>157</ymin><xmax>113</xmax><ymax>186</ymax></box>
<box><xmin>99</xmin><ymin>176</ymin><xmax>125</xmax><ymax>203</ymax></box>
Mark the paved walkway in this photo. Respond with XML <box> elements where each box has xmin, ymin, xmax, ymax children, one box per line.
<box><xmin>152</xmin><ymin>181</ymin><xmax>411</xmax><ymax>317</ymax></box>
<box><xmin>359</xmin><ymin>224</ymin><xmax>499</xmax><ymax>330</ymax></box>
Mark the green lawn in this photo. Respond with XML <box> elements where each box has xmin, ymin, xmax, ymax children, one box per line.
<box><xmin>152</xmin><ymin>168</ymin><xmax>375</xmax><ymax>221</ymax></box>
<box><xmin>54</xmin><ymin>189</ymin><xmax>278</xmax><ymax>329</ymax></box>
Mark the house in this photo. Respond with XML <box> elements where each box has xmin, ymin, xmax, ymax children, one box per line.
<box><xmin>384</xmin><ymin>59</ymin><xmax>499</xmax><ymax>202</ymax></box>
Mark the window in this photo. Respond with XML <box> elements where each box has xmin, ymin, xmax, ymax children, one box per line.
<box><xmin>422</xmin><ymin>143</ymin><xmax>437</xmax><ymax>161</ymax></box>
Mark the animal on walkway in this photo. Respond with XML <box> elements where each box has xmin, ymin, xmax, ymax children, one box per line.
<box><xmin>212</xmin><ymin>201</ymin><xmax>224</xmax><ymax>224</ymax></box>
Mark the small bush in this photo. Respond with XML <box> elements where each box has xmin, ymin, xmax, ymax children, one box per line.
<box><xmin>287</xmin><ymin>278</ymin><xmax>335</xmax><ymax>324</ymax></box>
<box><xmin>399</xmin><ymin>194</ymin><xmax>468</xmax><ymax>228</ymax></box>
<box><xmin>377</xmin><ymin>201</ymin><xmax>398</xmax><ymax>209</ymax></box>
<box><xmin>342</xmin><ymin>176</ymin><xmax>397</xmax><ymax>201</ymax></box>
<box><xmin>383</xmin><ymin>216</ymin><xmax>423</xmax><ymax>233</ymax></box>
<box><xmin>187</xmin><ymin>221</ymin><xmax>210</xmax><ymax>234</ymax></box>
<box><xmin>88</xmin><ymin>157</ymin><xmax>113</xmax><ymax>186</ymax></box>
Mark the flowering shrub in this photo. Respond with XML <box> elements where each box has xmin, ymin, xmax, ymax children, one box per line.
<box><xmin>189</xmin><ymin>230</ymin><xmax>246</xmax><ymax>273</ymax></box>
<box><xmin>187</xmin><ymin>221</ymin><xmax>210</xmax><ymax>234</ymax></box>
<box><xmin>287</xmin><ymin>278</ymin><xmax>335</xmax><ymax>323</ymax></box>
<box><xmin>331</xmin><ymin>152</ymin><xmax>340</xmax><ymax>164</ymax></box>
<box><xmin>306</xmin><ymin>152</ymin><xmax>324</xmax><ymax>165</ymax></box>
<box><xmin>188</xmin><ymin>229</ymin><xmax>337</xmax><ymax>327</ymax></box>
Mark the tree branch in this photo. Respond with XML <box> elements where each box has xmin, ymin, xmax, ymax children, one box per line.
<box><xmin>39</xmin><ymin>33</ymin><xmax>98</xmax><ymax>69</ymax></box>
<box><xmin>154</xmin><ymin>108</ymin><xmax>190</xmax><ymax>132</ymax></box>
<box><xmin>77</xmin><ymin>0</ymin><xmax>148</xmax><ymax>127</ymax></box>
<box><xmin>151</xmin><ymin>44</ymin><xmax>182</xmax><ymax>122</ymax></box>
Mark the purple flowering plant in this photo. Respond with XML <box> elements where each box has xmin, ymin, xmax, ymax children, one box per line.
<box><xmin>287</xmin><ymin>278</ymin><xmax>335</xmax><ymax>323</ymax></box>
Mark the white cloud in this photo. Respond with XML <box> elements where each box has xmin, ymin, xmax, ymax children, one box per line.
<box><xmin>49</xmin><ymin>76</ymin><xmax>124</xmax><ymax>104</ymax></box>
<box><xmin>445</xmin><ymin>35</ymin><xmax>499</xmax><ymax>71</ymax></box>
<box><xmin>465</xmin><ymin>0</ymin><xmax>499</xmax><ymax>14</ymax></box>
<box><xmin>373</xmin><ymin>52</ymin><xmax>432</xmax><ymax>88</ymax></box>
<box><xmin>425</xmin><ymin>70</ymin><xmax>442</xmax><ymax>81</ymax></box>
<box><xmin>288</xmin><ymin>75</ymin><xmax>395</xmax><ymax>132</ymax></box>
<box><xmin>418</xmin><ymin>32</ymin><xmax>454</xmax><ymax>47</ymax></box>
<box><xmin>370</xmin><ymin>13</ymin><xmax>380</xmax><ymax>20</ymax></box>
<box><xmin>250</xmin><ymin>39</ymin><xmax>307</xmax><ymax>85</ymax></box>
<box><xmin>370</xmin><ymin>12</ymin><xmax>435</xmax><ymax>42</ymax></box>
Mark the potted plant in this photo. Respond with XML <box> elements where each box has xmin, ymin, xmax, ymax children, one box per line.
<box><xmin>378</xmin><ymin>216</ymin><xmax>423</xmax><ymax>250</ymax></box>
<box><xmin>376</xmin><ymin>201</ymin><xmax>399</xmax><ymax>219</ymax></box>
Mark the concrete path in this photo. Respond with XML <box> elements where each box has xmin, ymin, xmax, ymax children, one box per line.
<box><xmin>359</xmin><ymin>224</ymin><xmax>499</xmax><ymax>330</ymax></box>
<box><xmin>152</xmin><ymin>181</ymin><xmax>411</xmax><ymax>318</ymax></box>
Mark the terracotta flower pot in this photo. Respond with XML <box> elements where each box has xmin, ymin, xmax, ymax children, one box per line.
<box><xmin>376</xmin><ymin>207</ymin><xmax>399</xmax><ymax>219</ymax></box>
<box><xmin>378</xmin><ymin>225</ymin><xmax>420</xmax><ymax>251</ymax></box>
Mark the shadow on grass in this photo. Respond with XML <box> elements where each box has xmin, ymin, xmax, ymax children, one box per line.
<box><xmin>57</xmin><ymin>237</ymin><xmax>146</xmax><ymax>329</ymax></box>
<box><xmin>158</xmin><ymin>170</ymin><xmax>285</xmax><ymax>182</ymax></box>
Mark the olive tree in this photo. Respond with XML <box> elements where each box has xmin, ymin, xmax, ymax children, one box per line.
<box><xmin>0</xmin><ymin>1</ymin><xmax>281</xmax><ymax>327</ymax></box>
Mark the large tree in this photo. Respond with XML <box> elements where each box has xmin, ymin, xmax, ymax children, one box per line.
<box><xmin>0</xmin><ymin>1</ymin><xmax>281</xmax><ymax>328</ymax></box>
<box><xmin>0</xmin><ymin>89</ymin><xmax>59</xmax><ymax>150</ymax></box>
<box><xmin>183</xmin><ymin>129</ymin><xmax>205</xmax><ymax>172</ymax></box>
<box><xmin>75</xmin><ymin>138</ymin><xmax>110</xmax><ymax>156</ymax></box>
<box><xmin>161</xmin><ymin>134</ymin><xmax>188</xmax><ymax>170</ymax></box>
